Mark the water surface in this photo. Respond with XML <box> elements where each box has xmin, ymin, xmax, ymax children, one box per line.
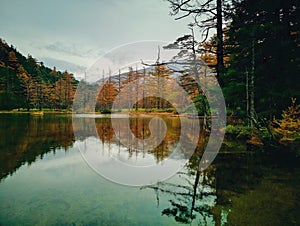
<box><xmin>0</xmin><ymin>114</ymin><xmax>299</xmax><ymax>225</ymax></box>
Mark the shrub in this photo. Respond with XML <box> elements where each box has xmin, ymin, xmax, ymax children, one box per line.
<box><xmin>226</xmin><ymin>125</ymin><xmax>253</xmax><ymax>139</ymax></box>
<box><xmin>271</xmin><ymin>98</ymin><xmax>300</xmax><ymax>152</ymax></box>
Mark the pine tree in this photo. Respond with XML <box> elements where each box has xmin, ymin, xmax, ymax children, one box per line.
<box><xmin>272</xmin><ymin>98</ymin><xmax>300</xmax><ymax>146</ymax></box>
<box><xmin>223</xmin><ymin>0</ymin><xmax>300</xmax><ymax>120</ymax></box>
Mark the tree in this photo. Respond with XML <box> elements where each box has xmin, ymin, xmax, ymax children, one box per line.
<box><xmin>8</xmin><ymin>51</ymin><xmax>18</xmax><ymax>68</ymax></box>
<box><xmin>223</xmin><ymin>0</ymin><xmax>300</xmax><ymax>123</ymax></box>
<box><xmin>167</xmin><ymin>0</ymin><xmax>232</xmax><ymax>79</ymax></box>
<box><xmin>272</xmin><ymin>98</ymin><xmax>300</xmax><ymax>151</ymax></box>
<box><xmin>96</xmin><ymin>72</ymin><xmax>118</xmax><ymax>113</ymax></box>
<box><xmin>164</xmin><ymin>31</ymin><xmax>211</xmax><ymax>120</ymax></box>
<box><xmin>148</xmin><ymin>64</ymin><xmax>172</xmax><ymax>109</ymax></box>
<box><xmin>0</xmin><ymin>38</ymin><xmax>78</xmax><ymax>110</ymax></box>
<box><xmin>18</xmin><ymin>72</ymin><xmax>33</xmax><ymax>110</ymax></box>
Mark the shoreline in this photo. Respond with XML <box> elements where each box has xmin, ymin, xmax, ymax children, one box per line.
<box><xmin>0</xmin><ymin>110</ymin><xmax>72</xmax><ymax>114</ymax></box>
<box><xmin>0</xmin><ymin>110</ymin><xmax>180</xmax><ymax>116</ymax></box>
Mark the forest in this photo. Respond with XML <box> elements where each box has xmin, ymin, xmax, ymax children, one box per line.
<box><xmin>0</xmin><ymin>39</ymin><xmax>78</xmax><ymax>110</ymax></box>
<box><xmin>0</xmin><ymin>0</ymin><xmax>299</xmax><ymax>152</ymax></box>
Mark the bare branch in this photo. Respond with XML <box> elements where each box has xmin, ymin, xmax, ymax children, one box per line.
<box><xmin>140</xmin><ymin>60</ymin><xmax>167</xmax><ymax>67</ymax></box>
<box><xmin>167</xmin><ymin>0</ymin><xmax>192</xmax><ymax>12</ymax></box>
<box><xmin>199</xmin><ymin>26</ymin><xmax>215</xmax><ymax>43</ymax></box>
<box><xmin>168</xmin><ymin>0</ymin><xmax>217</xmax><ymax>19</ymax></box>
<box><xmin>175</xmin><ymin>11</ymin><xmax>192</xmax><ymax>20</ymax></box>
<box><xmin>199</xmin><ymin>0</ymin><xmax>215</xmax><ymax>9</ymax></box>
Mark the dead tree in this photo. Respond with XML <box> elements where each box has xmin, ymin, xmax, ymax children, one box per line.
<box><xmin>167</xmin><ymin>0</ymin><xmax>232</xmax><ymax>80</ymax></box>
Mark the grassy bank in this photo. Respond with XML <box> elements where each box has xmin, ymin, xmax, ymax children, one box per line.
<box><xmin>0</xmin><ymin>109</ymin><xmax>72</xmax><ymax>114</ymax></box>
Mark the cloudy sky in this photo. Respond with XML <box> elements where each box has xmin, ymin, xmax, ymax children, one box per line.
<box><xmin>0</xmin><ymin>0</ymin><xmax>192</xmax><ymax>79</ymax></box>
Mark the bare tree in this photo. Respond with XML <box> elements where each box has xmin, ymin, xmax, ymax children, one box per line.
<box><xmin>167</xmin><ymin>0</ymin><xmax>232</xmax><ymax>79</ymax></box>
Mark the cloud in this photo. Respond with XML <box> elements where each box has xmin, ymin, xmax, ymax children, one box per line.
<box><xmin>0</xmin><ymin>0</ymin><xmax>191</xmax><ymax>80</ymax></box>
<box><xmin>40</xmin><ymin>57</ymin><xmax>86</xmax><ymax>78</ymax></box>
<box><xmin>30</xmin><ymin>41</ymin><xmax>105</xmax><ymax>79</ymax></box>
<box><xmin>36</xmin><ymin>41</ymin><xmax>104</xmax><ymax>59</ymax></box>
<box><xmin>43</xmin><ymin>42</ymin><xmax>84</xmax><ymax>57</ymax></box>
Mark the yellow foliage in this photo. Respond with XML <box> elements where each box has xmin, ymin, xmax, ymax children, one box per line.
<box><xmin>247</xmin><ymin>132</ymin><xmax>264</xmax><ymax>146</ymax></box>
<box><xmin>272</xmin><ymin>98</ymin><xmax>300</xmax><ymax>144</ymax></box>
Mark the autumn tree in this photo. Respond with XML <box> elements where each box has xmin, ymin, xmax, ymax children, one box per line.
<box><xmin>164</xmin><ymin>31</ymin><xmax>212</xmax><ymax>119</ymax></box>
<box><xmin>0</xmin><ymin>39</ymin><xmax>78</xmax><ymax>110</ymax></box>
<box><xmin>96</xmin><ymin>72</ymin><xmax>118</xmax><ymax>113</ymax></box>
<box><xmin>148</xmin><ymin>65</ymin><xmax>172</xmax><ymax>109</ymax></box>
<box><xmin>8</xmin><ymin>51</ymin><xmax>18</xmax><ymax>69</ymax></box>
<box><xmin>272</xmin><ymin>98</ymin><xmax>300</xmax><ymax>152</ymax></box>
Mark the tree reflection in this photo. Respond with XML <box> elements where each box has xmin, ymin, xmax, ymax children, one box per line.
<box><xmin>94</xmin><ymin>116</ymin><xmax>183</xmax><ymax>161</ymax></box>
<box><xmin>0</xmin><ymin>114</ymin><xmax>75</xmax><ymax>181</ymax></box>
<box><xmin>1</xmin><ymin>114</ymin><xmax>204</xmax><ymax>185</ymax></box>
<box><xmin>141</xmin><ymin>129</ymin><xmax>270</xmax><ymax>225</ymax></box>
<box><xmin>140</xmin><ymin>128</ymin><xmax>222</xmax><ymax>225</ymax></box>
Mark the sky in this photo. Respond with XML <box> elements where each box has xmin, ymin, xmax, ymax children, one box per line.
<box><xmin>0</xmin><ymin>0</ymin><xmax>192</xmax><ymax>79</ymax></box>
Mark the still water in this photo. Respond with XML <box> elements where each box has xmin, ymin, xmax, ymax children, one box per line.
<box><xmin>0</xmin><ymin>114</ymin><xmax>299</xmax><ymax>226</ymax></box>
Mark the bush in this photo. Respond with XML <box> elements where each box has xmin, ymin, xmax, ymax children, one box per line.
<box><xmin>101</xmin><ymin>108</ymin><xmax>112</xmax><ymax>114</ymax></box>
<box><xmin>271</xmin><ymin>98</ymin><xmax>300</xmax><ymax>153</ymax></box>
<box><xmin>226</xmin><ymin>125</ymin><xmax>253</xmax><ymax>139</ymax></box>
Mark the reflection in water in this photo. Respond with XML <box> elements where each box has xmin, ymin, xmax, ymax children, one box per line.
<box><xmin>74</xmin><ymin>115</ymin><xmax>201</xmax><ymax>163</ymax></box>
<box><xmin>1</xmin><ymin>114</ymin><xmax>300</xmax><ymax>225</ymax></box>
<box><xmin>96</xmin><ymin>116</ymin><xmax>180</xmax><ymax>161</ymax></box>
<box><xmin>142</xmin><ymin>128</ymin><xmax>223</xmax><ymax>225</ymax></box>
<box><xmin>0</xmin><ymin>114</ymin><xmax>75</xmax><ymax>181</ymax></box>
<box><xmin>143</xmin><ymin>164</ymin><xmax>218</xmax><ymax>225</ymax></box>
<box><xmin>72</xmin><ymin>115</ymin><xmax>202</xmax><ymax>186</ymax></box>
<box><xmin>0</xmin><ymin>114</ymin><xmax>201</xmax><ymax>182</ymax></box>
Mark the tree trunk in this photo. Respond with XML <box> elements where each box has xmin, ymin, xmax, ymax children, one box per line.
<box><xmin>216</xmin><ymin>0</ymin><xmax>224</xmax><ymax>80</ymax></box>
<box><xmin>135</xmin><ymin>68</ymin><xmax>139</xmax><ymax>111</ymax></box>
<box><xmin>250</xmin><ymin>38</ymin><xmax>255</xmax><ymax>127</ymax></box>
<box><xmin>118</xmin><ymin>70</ymin><xmax>121</xmax><ymax>110</ymax></box>
<box><xmin>245</xmin><ymin>69</ymin><xmax>250</xmax><ymax>126</ymax></box>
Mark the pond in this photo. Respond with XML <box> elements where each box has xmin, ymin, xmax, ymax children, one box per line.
<box><xmin>0</xmin><ymin>113</ymin><xmax>299</xmax><ymax>225</ymax></box>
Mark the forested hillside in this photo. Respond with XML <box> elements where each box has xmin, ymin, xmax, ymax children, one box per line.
<box><xmin>0</xmin><ymin>38</ymin><xmax>78</xmax><ymax>110</ymax></box>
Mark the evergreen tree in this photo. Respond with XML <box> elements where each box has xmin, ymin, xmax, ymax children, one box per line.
<box><xmin>223</xmin><ymin>0</ymin><xmax>300</xmax><ymax>121</ymax></box>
